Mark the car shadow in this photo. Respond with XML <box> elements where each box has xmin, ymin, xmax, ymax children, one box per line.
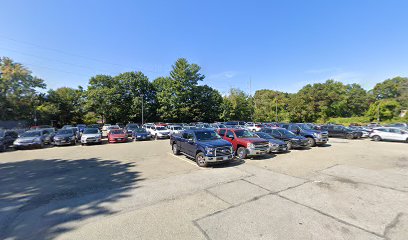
<box><xmin>0</xmin><ymin>158</ymin><xmax>141</xmax><ymax>240</ymax></box>
<box><xmin>317</xmin><ymin>144</ymin><xmax>332</xmax><ymax>147</ymax></box>
<box><xmin>210</xmin><ymin>158</ymin><xmax>245</xmax><ymax>168</ymax></box>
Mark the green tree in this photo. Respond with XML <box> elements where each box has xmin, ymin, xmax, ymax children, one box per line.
<box><xmin>114</xmin><ymin>71</ymin><xmax>157</xmax><ymax>123</ymax></box>
<box><xmin>190</xmin><ymin>85</ymin><xmax>223</xmax><ymax>122</ymax></box>
<box><xmin>253</xmin><ymin>90</ymin><xmax>291</xmax><ymax>122</ymax></box>
<box><xmin>36</xmin><ymin>87</ymin><xmax>85</xmax><ymax>125</ymax></box>
<box><xmin>0</xmin><ymin>57</ymin><xmax>45</xmax><ymax>121</ymax></box>
<box><xmin>85</xmin><ymin>75</ymin><xmax>118</xmax><ymax>123</ymax></box>
<box><xmin>154</xmin><ymin>58</ymin><xmax>205</xmax><ymax>122</ymax></box>
<box><xmin>366</xmin><ymin>100</ymin><xmax>401</xmax><ymax>121</ymax></box>
<box><xmin>371</xmin><ymin>77</ymin><xmax>408</xmax><ymax>108</ymax></box>
<box><xmin>220</xmin><ymin>88</ymin><xmax>253</xmax><ymax>121</ymax></box>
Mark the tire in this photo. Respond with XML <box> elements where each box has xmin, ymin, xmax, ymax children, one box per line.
<box><xmin>236</xmin><ymin>147</ymin><xmax>247</xmax><ymax>159</ymax></box>
<box><xmin>155</xmin><ymin>134</ymin><xmax>158</xmax><ymax>140</ymax></box>
<box><xmin>39</xmin><ymin>142</ymin><xmax>44</xmax><ymax>149</ymax></box>
<box><xmin>195</xmin><ymin>152</ymin><xmax>208</xmax><ymax>167</ymax></box>
<box><xmin>346</xmin><ymin>134</ymin><xmax>354</xmax><ymax>140</ymax></box>
<box><xmin>172</xmin><ymin>143</ymin><xmax>180</xmax><ymax>155</ymax></box>
<box><xmin>81</xmin><ymin>143</ymin><xmax>84</xmax><ymax>146</ymax></box>
<box><xmin>0</xmin><ymin>144</ymin><xmax>5</xmax><ymax>152</ymax></box>
<box><xmin>372</xmin><ymin>135</ymin><xmax>382</xmax><ymax>142</ymax></box>
<box><xmin>286</xmin><ymin>141</ymin><xmax>292</xmax><ymax>150</ymax></box>
<box><xmin>307</xmin><ymin>137</ymin><xmax>316</xmax><ymax>147</ymax></box>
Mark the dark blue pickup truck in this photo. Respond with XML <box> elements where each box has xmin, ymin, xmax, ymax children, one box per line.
<box><xmin>170</xmin><ymin>129</ymin><xmax>234</xmax><ymax>167</ymax></box>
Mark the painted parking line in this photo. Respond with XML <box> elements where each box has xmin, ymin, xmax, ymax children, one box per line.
<box><xmin>167</xmin><ymin>153</ymin><xmax>198</xmax><ymax>166</ymax></box>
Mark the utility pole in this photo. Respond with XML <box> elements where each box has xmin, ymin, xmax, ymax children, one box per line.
<box><xmin>275</xmin><ymin>98</ymin><xmax>278</xmax><ymax>122</ymax></box>
<box><xmin>141</xmin><ymin>94</ymin><xmax>144</xmax><ymax>125</ymax></box>
<box><xmin>377</xmin><ymin>100</ymin><xmax>381</xmax><ymax>122</ymax></box>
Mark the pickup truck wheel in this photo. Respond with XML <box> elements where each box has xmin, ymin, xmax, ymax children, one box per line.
<box><xmin>307</xmin><ymin>137</ymin><xmax>316</xmax><ymax>147</ymax></box>
<box><xmin>195</xmin><ymin>152</ymin><xmax>208</xmax><ymax>167</ymax></box>
<box><xmin>155</xmin><ymin>134</ymin><xmax>158</xmax><ymax>140</ymax></box>
<box><xmin>39</xmin><ymin>142</ymin><xmax>44</xmax><ymax>149</ymax></box>
<box><xmin>372</xmin><ymin>135</ymin><xmax>381</xmax><ymax>142</ymax></box>
<box><xmin>237</xmin><ymin>147</ymin><xmax>247</xmax><ymax>159</ymax></box>
<box><xmin>286</xmin><ymin>141</ymin><xmax>292</xmax><ymax>150</ymax></box>
<box><xmin>172</xmin><ymin>144</ymin><xmax>180</xmax><ymax>155</ymax></box>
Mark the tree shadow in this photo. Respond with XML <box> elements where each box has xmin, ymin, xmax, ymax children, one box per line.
<box><xmin>0</xmin><ymin>158</ymin><xmax>141</xmax><ymax>240</ymax></box>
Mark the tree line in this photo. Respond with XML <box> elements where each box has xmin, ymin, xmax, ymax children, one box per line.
<box><xmin>0</xmin><ymin>56</ymin><xmax>407</xmax><ymax>127</ymax></box>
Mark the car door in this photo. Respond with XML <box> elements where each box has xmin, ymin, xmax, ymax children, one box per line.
<box><xmin>225</xmin><ymin>130</ymin><xmax>237</xmax><ymax>150</ymax></box>
<box><xmin>184</xmin><ymin>132</ymin><xmax>196</xmax><ymax>156</ymax></box>
<box><xmin>388</xmin><ymin>128</ymin><xmax>404</xmax><ymax>141</ymax></box>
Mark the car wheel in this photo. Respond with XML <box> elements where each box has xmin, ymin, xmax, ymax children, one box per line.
<box><xmin>172</xmin><ymin>144</ymin><xmax>180</xmax><ymax>155</ymax></box>
<box><xmin>346</xmin><ymin>134</ymin><xmax>354</xmax><ymax>139</ymax></box>
<box><xmin>286</xmin><ymin>141</ymin><xmax>292</xmax><ymax>150</ymax></box>
<box><xmin>307</xmin><ymin>137</ymin><xmax>316</xmax><ymax>147</ymax></box>
<box><xmin>195</xmin><ymin>152</ymin><xmax>208</xmax><ymax>167</ymax></box>
<box><xmin>155</xmin><ymin>134</ymin><xmax>158</xmax><ymax>140</ymax></box>
<box><xmin>39</xmin><ymin>142</ymin><xmax>44</xmax><ymax>149</ymax></box>
<box><xmin>236</xmin><ymin>147</ymin><xmax>247</xmax><ymax>159</ymax></box>
<box><xmin>372</xmin><ymin>135</ymin><xmax>382</xmax><ymax>142</ymax></box>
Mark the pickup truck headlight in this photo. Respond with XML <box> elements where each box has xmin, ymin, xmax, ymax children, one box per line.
<box><xmin>247</xmin><ymin>143</ymin><xmax>255</xmax><ymax>149</ymax></box>
<box><xmin>205</xmin><ymin>147</ymin><xmax>215</xmax><ymax>155</ymax></box>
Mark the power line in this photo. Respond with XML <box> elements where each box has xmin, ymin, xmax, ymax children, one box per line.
<box><xmin>0</xmin><ymin>46</ymin><xmax>106</xmax><ymax>73</ymax></box>
<box><xmin>0</xmin><ymin>35</ymin><xmax>160</xmax><ymax>74</ymax></box>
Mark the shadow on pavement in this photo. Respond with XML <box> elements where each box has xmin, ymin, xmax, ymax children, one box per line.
<box><xmin>0</xmin><ymin>158</ymin><xmax>141</xmax><ymax>240</ymax></box>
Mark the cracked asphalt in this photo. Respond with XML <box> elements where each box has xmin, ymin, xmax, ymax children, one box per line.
<box><xmin>0</xmin><ymin>138</ymin><xmax>407</xmax><ymax>240</ymax></box>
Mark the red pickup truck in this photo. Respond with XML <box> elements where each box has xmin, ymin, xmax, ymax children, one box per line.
<box><xmin>217</xmin><ymin>128</ymin><xmax>269</xmax><ymax>159</ymax></box>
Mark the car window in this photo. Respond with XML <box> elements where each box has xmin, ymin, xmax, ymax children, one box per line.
<box><xmin>219</xmin><ymin>129</ymin><xmax>226</xmax><ymax>136</ymax></box>
<box><xmin>234</xmin><ymin>130</ymin><xmax>255</xmax><ymax>138</ymax></box>
<box><xmin>333</xmin><ymin>126</ymin><xmax>343</xmax><ymax>131</ymax></box>
<box><xmin>389</xmin><ymin>128</ymin><xmax>401</xmax><ymax>134</ymax></box>
<box><xmin>226</xmin><ymin>130</ymin><xmax>234</xmax><ymax>138</ymax></box>
<box><xmin>376</xmin><ymin>128</ymin><xmax>388</xmax><ymax>132</ymax></box>
<box><xmin>182</xmin><ymin>132</ymin><xmax>189</xmax><ymax>139</ymax></box>
<box><xmin>271</xmin><ymin>129</ymin><xmax>281</xmax><ymax>136</ymax></box>
<box><xmin>195</xmin><ymin>131</ymin><xmax>221</xmax><ymax>141</ymax></box>
<box><xmin>187</xmin><ymin>133</ymin><xmax>194</xmax><ymax>141</ymax></box>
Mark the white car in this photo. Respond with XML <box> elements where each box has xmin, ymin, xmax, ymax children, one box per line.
<box><xmin>168</xmin><ymin>125</ymin><xmax>184</xmax><ymax>135</ymax></box>
<box><xmin>246</xmin><ymin>123</ymin><xmax>263</xmax><ymax>132</ymax></box>
<box><xmin>81</xmin><ymin>128</ymin><xmax>102</xmax><ymax>145</ymax></box>
<box><xmin>369</xmin><ymin>127</ymin><xmax>408</xmax><ymax>142</ymax></box>
<box><xmin>150</xmin><ymin>126</ymin><xmax>171</xmax><ymax>139</ymax></box>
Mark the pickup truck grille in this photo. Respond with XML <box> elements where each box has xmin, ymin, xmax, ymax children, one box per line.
<box><xmin>253</xmin><ymin>142</ymin><xmax>269</xmax><ymax>150</ymax></box>
<box><xmin>215</xmin><ymin>147</ymin><xmax>232</xmax><ymax>156</ymax></box>
<box><xmin>321</xmin><ymin>132</ymin><xmax>328</xmax><ymax>138</ymax></box>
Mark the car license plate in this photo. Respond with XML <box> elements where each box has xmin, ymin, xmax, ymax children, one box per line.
<box><xmin>282</xmin><ymin>148</ymin><xmax>287</xmax><ymax>151</ymax></box>
<box><xmin>61</xmin><ymin>140</ymin><xmax>66</xmax><ymax>143</ymax></box>
<box><xmin>142</xmin><ymin>136</ymin><xmax>146</xmax><ymax>139</ymax></box>
<box><xmin>117</xmin><ymin>138</ymin><xmax>122</xmax><ymax>141</ymax></box>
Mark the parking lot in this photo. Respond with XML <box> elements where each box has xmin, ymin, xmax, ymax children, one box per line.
<box><xmin>0</xmin><ymin>138</ymin><xmax>407</xmax><ymax>240</ymax></box>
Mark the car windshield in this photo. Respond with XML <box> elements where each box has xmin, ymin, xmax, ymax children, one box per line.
<box><xmin>21</xmin><ymin>131</ymin><xmax>41</xmax><ymax>137</ymax></box>
<box><xmin>111</xmin><ymin>130</ymin><xmax>124</xmax><ymax>134</ymax></box>
<box><xmin>235</xmin><ymin>130</ymin><xmax>257</xmax><ymax>138</ymax></box>
<box><xmin>135</xmin><ymin>128</ymin><xmax>147</xmax><ymax>133</ymax></box>
<box><xmin>298</xmin><ymin>124</ymin><xmax>312</xmax><ymax>130</ymax></box>
<box><xmin>195</xmin><ymin>131</ymin><xmax>221</xmax><ymax>141</ymax></box>
<box><xmin>278</xmin><ymin>129</ymin><xmax>297</xmax><ymax>137</ymax></box>
<box><xmin>218</xmin><ymin>124</ymin><xmax>226</xmax><ymax>128</ymax></box>
<box><xmin>83</xmin><ymin>128</ymin><xmax>99</xmax><ymax>134</ymax></box>
<box><xmin>156</xmin><ymin>127</ymin><xmax>167</xmax><ymax>131</ymax></box>
<box><xmin>57</xmin><ymin>130</ymin><xmax>73</xmax><ymax>135</ymax></box>
<box><xmin>255</xmin><ymin>132</ymin><xmax>272</xmax><ymax>139</ymax></box>
<box><xmin>127</xmin><ymin>124</ymin><xmax>139</xmax><ymax>128</ymax></box>
<box><xmin>173</xmin><ymin>126</ymin><xmax>183</xmax><ymax>130</ymax></box>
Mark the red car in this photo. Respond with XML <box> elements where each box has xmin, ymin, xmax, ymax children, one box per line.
<box><xmin>217</xmin><ymin>128</ymin><xmax>269</xmax><ymax>159</ymax></box>
<box><xmin>107</xmin><ymin>129</ymin><xmax>128</xmax><ymax>143</ymax></box>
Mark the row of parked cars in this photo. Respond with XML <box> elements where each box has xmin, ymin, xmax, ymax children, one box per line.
<box><xmin>1</xmin><ymin>121</ymin><xmax>406</xmax><ymax>153</ymax></box>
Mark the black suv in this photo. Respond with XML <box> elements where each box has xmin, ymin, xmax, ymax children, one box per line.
<box><xmin>0</xmin><ymin>130</ymin><xmax>19</xmax><ymax>152</ymax></box>
<box><xmin>320</xmin><ymin>125</ymin><xmax>362</xmax><ymax>139</ymax></box>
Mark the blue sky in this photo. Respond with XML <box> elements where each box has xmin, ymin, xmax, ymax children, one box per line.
<box><xmin>1</xmin><ymin>0</ymin><xmax>408</xmax><ymax>94</ymax></box>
